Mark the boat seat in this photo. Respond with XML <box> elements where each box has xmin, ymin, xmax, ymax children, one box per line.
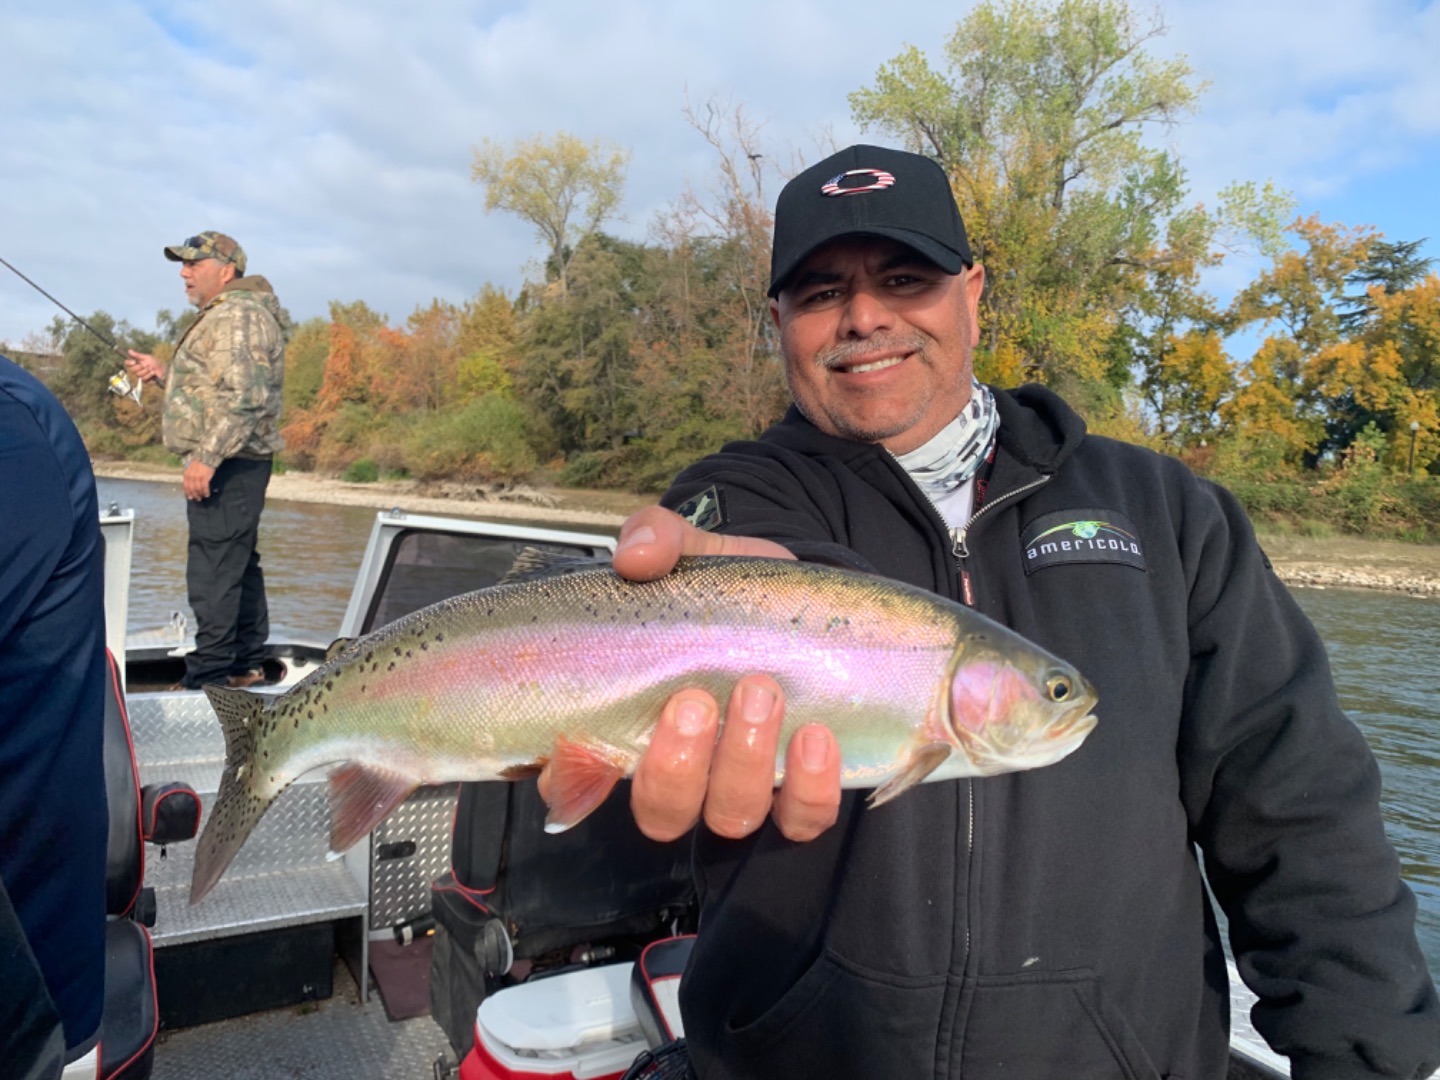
<box><xmin>428</xmin><ymin>777</ymin><xmax>696</xmax><ymax>1058</ymax></box>
<box><xmin>99</xmin><ymin>649</ymin><xmax>200</xmax><ymax>1080</ymax></box>
<box><xmin>630</xmin><ymin>935</ymin><xmax>693</xmax><ymax>1049</ymax></box>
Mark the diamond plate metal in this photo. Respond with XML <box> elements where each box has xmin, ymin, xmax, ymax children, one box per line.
<box><xmin>128</xmin><ymin>694</ymin><xmax>458</xmax><ymax>942</ymax></box>
<box><xmin>370</xmin><ymin>784</ymin><xmax>459</xmax><ymax>930</ymax></box>
<box><xmin>150</xmin><ymin>958</ymin><xmax>455</xmax><ymax>1080</ymax></box>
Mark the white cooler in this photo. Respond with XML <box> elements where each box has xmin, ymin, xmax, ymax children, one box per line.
<box><xmin>462</xmin><ymin>962</ymin><xmax>648</xmax><ymax>1080</ymax></box>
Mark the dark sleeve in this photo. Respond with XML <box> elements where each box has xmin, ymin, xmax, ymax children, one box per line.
<box><xmin>661</xmin><ymin>447</ymin><xmax>875</xmax><ymax>573</ymax></box>
<box><xmin>0</xmin><ymin>873</ymin><xmax>64</xmax><ymax>1080</ymax></box>
<box><xmin>0</xmin><ymin>398</ymin><xmax>68</xmax><ymax>643</ymax></box>
<box><xmin>1177</xmin><ymin>479</ymin><xmax>1439</xmax><ymax>1080</ymax></box>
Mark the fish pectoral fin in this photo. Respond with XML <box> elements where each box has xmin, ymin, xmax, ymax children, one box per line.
<box><xmin>327</xmin><ymin>763</ymin><xmax>420</xmax><ymax>853</ymax></box>
<box><xmin>542</xmin><ymin>735</ymin><xmax>627</xmax><ymax>834</ymax></box>
<box><xmin>866</xmin><ymin>743</ymin><xmax>953</xmax><ymax>809</ymax></box>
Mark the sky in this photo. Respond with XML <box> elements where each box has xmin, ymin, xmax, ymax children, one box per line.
<box><xmin>2</xmin><ymin>0</ymin><xmax>1438</xmax><ymax>351</ymax></box>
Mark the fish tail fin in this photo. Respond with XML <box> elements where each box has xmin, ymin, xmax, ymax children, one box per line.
<box><xmin>191</xmin><ymin>685</ymin><xmax>281</xmax><ymax>904</ymax></box>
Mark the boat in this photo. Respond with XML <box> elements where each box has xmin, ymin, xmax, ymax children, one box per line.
<box><xmin>91</xmin><ymin>501</ymin><xmax>1290</xmax><ymax>1080</ymax></box>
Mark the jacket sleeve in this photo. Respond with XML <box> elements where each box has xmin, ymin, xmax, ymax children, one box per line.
<box><xmin>662</xmin><ymin>447</ymin><xmax>874</xmax><ymax>572</ymax></box>
<box><xmin>1178</xmin><ymin>478</ymin><xmax>1439</xmax><ymax>1080</ymax></box>
<box><xmin>192</xmin><ymin>299</ymin><xmax>283</xmax><ymax>467</ymax></box>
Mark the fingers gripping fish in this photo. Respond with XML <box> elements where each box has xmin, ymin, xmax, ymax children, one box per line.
<box><xmin>192</xmin><ymin>556</ymin><xmax>1099</xmax><ymax>903</ymax></box>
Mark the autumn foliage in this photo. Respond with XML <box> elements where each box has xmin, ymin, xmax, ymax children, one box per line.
<box><xmin>22</xmin><ymin>0</ymin><xmax>1436</xmax><ymax>537</ymax></box>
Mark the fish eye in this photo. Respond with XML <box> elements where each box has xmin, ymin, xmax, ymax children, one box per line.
<box><xmin>1046</xmin><ymin>675</ymin><xmax>1072</xmax><ymax>702</ymax></box>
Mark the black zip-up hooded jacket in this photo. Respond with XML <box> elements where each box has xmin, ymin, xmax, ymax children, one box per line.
<box><xmin>661</xmin><ymin>385</ymin><xmax>1438</xmax><ymax>1080</ymax></box>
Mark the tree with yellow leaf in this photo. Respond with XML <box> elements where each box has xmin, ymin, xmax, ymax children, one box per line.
<box><xmin>470</xmin><ymin>132</ymin><xmax>629</xmax><ymax>296</ymax></box>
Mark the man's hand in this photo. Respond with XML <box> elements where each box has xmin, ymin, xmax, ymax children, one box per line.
<box><xmin>124</xmin><ymin>350</ymin><xmax>166</xmax><ymax>385</ymax></box>
<box><xmin>612</xmin><ymin>507</ymin><xmax>842</xmax><ymax>843</ymax></box>
<box><xmin>182</xmin><ymin>460</ymin><xmax>216</xmax><ymax>501</ymax></box>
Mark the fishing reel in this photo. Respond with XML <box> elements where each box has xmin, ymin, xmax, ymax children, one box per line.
<box><xmin>108</xmin><ymin>369</ymin><xmax>143</xmax><ymax>404</ymax></box>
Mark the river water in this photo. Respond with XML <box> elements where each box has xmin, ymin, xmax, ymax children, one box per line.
<box><xmin>96</xmin><ymin>476</ymin><xmax>1440</xmax><ymax>982</ymax></box>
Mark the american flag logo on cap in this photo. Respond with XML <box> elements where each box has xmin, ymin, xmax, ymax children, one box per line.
<box><xmin>820</xmin><ymin>168</ymin><xmax>897</xmax><ymax>196</ymax></box>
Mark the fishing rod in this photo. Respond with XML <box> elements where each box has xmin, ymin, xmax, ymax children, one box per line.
<box><xmin>0</xmin><ymin>253</ymin><xmax>144</xmax><ymax>404</ymax></box>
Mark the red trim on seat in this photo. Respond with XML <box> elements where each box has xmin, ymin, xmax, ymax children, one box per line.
<box><xmin>106</xmin><ymin>649</ymin><xmax>147</xmax><ymax>918</ymax></box>
<box><xmin>431</xmin><ymin>877</ymin><xmax>497</xmax><ymax>915</ymax></box>
<box><xmin>101</xmin><ymin>925</ymin><xmax>158</xmax><ymax>1080</ymax></box>
<box><xmin>144</xmin><ymin>787</ymin><xmax>201</xmax><ymax>841</ymax></box>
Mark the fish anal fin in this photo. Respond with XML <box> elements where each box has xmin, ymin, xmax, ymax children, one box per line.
<box><xmin>866</xmin><ymin>743</ymin><xmax>953</xmax><ymax>809</ymax></box>
<box><xmin>542</xmin><ymin>735</ymin><xmax>627</xmax><ymax>834</ymax></box>
<box><xmin>327</xmin><ymin>763</ymin><xmax>419</xmax><ymax>853</ymax></box>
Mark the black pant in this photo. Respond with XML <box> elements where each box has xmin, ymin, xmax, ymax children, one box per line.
<box><xmin>183</xmin><ymin>456</ymin><xmax>271</xmax><ymax>688</ymax></box>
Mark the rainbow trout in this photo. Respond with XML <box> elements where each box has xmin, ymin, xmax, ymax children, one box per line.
<box><xmin>192</xmin><ymin>555</ymin><xmax>1098</xmax><ymax>903</ymax></box>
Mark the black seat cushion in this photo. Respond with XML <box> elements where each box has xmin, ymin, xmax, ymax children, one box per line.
<box><xmin>101</xmin><ymin>918</ymin><xmax>156</xmax><ymax>1080</ymax></box>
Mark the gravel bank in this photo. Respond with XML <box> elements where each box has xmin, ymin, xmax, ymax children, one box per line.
<box><xmin>92</xmin><ymin>461</ymin><xmax>1440</xmax><ymax>598</ymax></box>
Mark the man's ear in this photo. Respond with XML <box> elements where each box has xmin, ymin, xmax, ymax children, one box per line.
<box><xmin>769</xmin><ymin>296</ymin><xmax>782</xmax><ymax>331</ymax></box>
<box><xmin>962</xmin><ymin>264</ymin><xmax>986</xmax><ymax>340</ymax></box>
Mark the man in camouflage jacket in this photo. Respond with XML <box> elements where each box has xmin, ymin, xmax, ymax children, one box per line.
<box><xmin>126</xmin><ymin>231</ymin><xmax>287</xmax><ymax>689</ymax></box>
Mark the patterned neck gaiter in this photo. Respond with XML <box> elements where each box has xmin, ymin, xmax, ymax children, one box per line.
<box><xmin>890</xmin><ymin>380</ymin><xmax>999</xmax><ymax>494</ymax></box>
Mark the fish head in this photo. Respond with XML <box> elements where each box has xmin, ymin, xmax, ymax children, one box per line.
<box><xmin>944</xmin><ymin>644</ymin><xmax>1098</xmax><ymax>775</ymax></box>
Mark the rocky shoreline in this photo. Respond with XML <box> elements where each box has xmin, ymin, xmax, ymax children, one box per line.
<box><xmin>92</xmin><ymin>461</ymin><xmax>1440</xmax><ymax>599</ymax></box>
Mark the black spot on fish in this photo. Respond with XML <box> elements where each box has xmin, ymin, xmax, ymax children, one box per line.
<box><xmin>326</xmin><ymin>680</ymin><xmax>333</xmax><ymax>691</ymax></box>
<box><xmin>420</xmin><ymin>642</ymin><xmax>428</xmax><ymax>651</ymax></box>
<box><xmin>388</xmin><ymin>662</ymin><xmax>395</xmax><ymax>671</ymax></box>
<box><xmin>435</xmin><ymin>632</ymin><xmax>444</xmax><ymax>642</ymax></box>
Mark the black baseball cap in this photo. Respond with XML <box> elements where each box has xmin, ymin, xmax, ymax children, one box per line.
<box><xmin>768</xmin><ymin>144</ymin><xmax>972</xmax><ymax>297</ymax></box>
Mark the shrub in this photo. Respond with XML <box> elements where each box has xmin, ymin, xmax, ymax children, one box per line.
<box><xmin>342</xmin><ymin>458</ymin><xmax>379</xmax><ymax>483</ymax></box>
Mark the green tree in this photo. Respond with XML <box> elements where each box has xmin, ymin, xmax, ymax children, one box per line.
<box><xmin>519</xmin><ymin>235</ymin><xmax>652</xmax><ymax>454</ymax></box>
<box><xmin>849</xmin><ymin>0</ymin><xmax>1208</xmax><ymax>394</ymax></box>
<box><xmin>471</xmin><ymin>132</ymin><xmax>630</xmax><ymax>295</ymax></box>
<box><xmin>283</xmin><ymin>317</ymin><xmax>330</xmax><ymax>415</ymax></box>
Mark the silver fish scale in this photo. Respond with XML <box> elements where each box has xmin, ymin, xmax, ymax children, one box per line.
<box><xmin>253</xmin><ymin>557</ymin><xmax>1070</xmax><ymax>787</ymax></box>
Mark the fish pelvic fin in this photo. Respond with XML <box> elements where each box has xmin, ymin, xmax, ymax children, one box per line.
<box><xmin>542</xmin><ymin>735</ymin><xmax>628</xmax><ymax>834</ymax></box>
<box><xmin>866</xmin><ymin>743</ymin><xmax>953</xmax><ymax>809</ymax></box>
<box><xmin>192</xmin><ymin>685</ymin><xmax>279</xmax><ymax>904</ymax></box>
<box><xmin>327</xmin><ymin>763</ymin><xmax>420</xmax><ymax>853</ymax></box>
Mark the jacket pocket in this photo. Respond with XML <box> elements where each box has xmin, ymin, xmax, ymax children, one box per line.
<box><xmin>960</xmin><ymin>968</ymin><xmax>1164</xmax><ymax>1080</ymax></box>
<box><xmin>715</xmin><ymin>948</ymin><xmax>949</xmax><ymax>1076</ymax></box>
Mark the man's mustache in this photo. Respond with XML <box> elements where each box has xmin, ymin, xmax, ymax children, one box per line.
<box><xmin>816</xmin><ymin>334</ymin><xmax>928</xmax><ymax>371</ymax></box>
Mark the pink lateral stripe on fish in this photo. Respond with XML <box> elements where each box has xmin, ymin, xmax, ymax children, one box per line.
<box><xmin>191</xmin><ymin>555</ymin><xmax>1099</xmax><ymax>904</ymax></box>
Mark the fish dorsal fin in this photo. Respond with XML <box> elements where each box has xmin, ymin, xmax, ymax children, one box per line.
<box><xmin>866</xmin><ymin>743</ymin><xmax>953</xmax><ymax>809</ymax></box>
<box><xmin>327</xmin><ymin>762</ymin><xmax>419</xmax><ymax>853</ymax></box>
<box><xmin>497</xmin><ymin>547</ymin><xmax>610</xmax><ymax>586</ymax></box>
<box><xmin>541</xmin><ymin>734</ymin><xmax>628</xmax><ymax>834</ymax></box>
<box><xmin>324</xmin><ymin>637</ymin><xmax>356</xmax><ymax>662</ymax></box>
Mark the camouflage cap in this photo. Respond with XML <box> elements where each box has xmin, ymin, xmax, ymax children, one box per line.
<box><xmin>163</xmin><ymin>231</ymin><xmax>247</xmax><ymax>275</ymax></box>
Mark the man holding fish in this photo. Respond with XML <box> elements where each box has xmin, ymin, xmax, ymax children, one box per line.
<box><xmin>604</xmin><ymin>146</ymin><xmax>1440</xmax><ymax>1079</ymax></box>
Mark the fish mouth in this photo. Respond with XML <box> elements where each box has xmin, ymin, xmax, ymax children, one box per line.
<box><xmin>953</xmin><ymin>698</ymin><xmax>1098</xmax><ymax>774</ymax></box>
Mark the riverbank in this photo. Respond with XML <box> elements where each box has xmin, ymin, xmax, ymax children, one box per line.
<box><xmin>92</xmin><ymin>461</ymin><xmax>1440</xmax><ymax>598</ymax></box>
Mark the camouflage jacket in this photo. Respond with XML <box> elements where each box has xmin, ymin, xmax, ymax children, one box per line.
<box><xmin>162</xmin><ymin>276</ymin><xmax>288</xmax><ymax>467</ymax></box>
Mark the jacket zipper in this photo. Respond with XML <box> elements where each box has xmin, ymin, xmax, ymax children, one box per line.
<box><xmin>932</xmin><ymin>471</ymin><xmax>1051</xmax><ymax>996</ymax></box>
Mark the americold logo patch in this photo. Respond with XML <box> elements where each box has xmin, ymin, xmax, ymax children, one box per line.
<box><xmin>673</xmin><ymin>485</ymin><xmax>726</xmax><ymax>532</ymax></box>
<box><xmin>1021</xmin><ymin>509</ymin><xmax>1146</xmax><ymax>575</ymax></box>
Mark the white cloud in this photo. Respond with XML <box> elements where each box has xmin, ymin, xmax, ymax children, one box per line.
<box><xmin>2</xmin><ymin>0</ymin><xmax>1437</xmax><ymax>347</ymax></box>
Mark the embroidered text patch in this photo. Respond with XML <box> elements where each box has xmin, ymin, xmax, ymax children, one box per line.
<box><xmin>1021</xmin><ymin>509</ymin><xmax>1146</xmax><ymax>575</ymax></box>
